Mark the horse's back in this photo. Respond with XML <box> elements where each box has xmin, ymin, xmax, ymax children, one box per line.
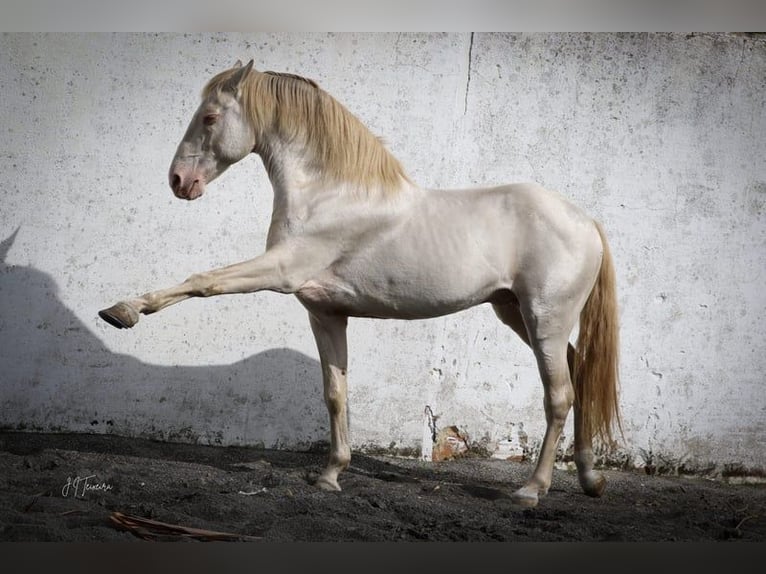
<box><xmin>473</xmin><ymin>182</ymin><xmax>594</xmax><ymax>230</ymax></box>
<box><xmin>428</xmin><ymin>182</ymin><xmax>600</xmax><ymax>265</ymax></box>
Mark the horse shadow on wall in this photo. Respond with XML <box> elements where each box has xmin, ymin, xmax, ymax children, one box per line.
<box><xmin>0</xmin><ymin>229</ymin><xmax>326</xmax><ymax>448</ymax></box>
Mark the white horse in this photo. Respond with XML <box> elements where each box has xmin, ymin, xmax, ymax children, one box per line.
<box><xmin>100</xmin><ymin>60</ymin><xmax>621</xmax><ymax>507</ymax></box>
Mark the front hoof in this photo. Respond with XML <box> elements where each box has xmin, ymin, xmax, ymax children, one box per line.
<box><xmin>99</xmin><ymin>302</ymin><xmax>139</xmax><ymax>329</ymax></box>
<box><xmin>315</xmin><ymin>475</ymin><xmax>342</xmax><ymax>492</ymax></box>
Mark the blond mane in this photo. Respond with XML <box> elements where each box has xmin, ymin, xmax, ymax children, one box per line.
<box><xmin>203</xmin><ymin>67</ymin><xmax>410</xmax><ymax>193</ymax></box>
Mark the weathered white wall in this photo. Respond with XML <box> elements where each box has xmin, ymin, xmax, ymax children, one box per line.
<box><xmin>1</xmin><ymin>33</ymin><xmax>764</xmax><ymax>475</ymax></box>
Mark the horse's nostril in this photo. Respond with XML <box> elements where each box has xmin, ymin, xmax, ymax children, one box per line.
<box><xmin>171</xmin><ymin>173</ymin><xmax>181</xmax><ymax>191</ymax></box>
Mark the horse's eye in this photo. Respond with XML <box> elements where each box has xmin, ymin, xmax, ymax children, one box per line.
<box><xmin>203</xmin><ymin>114</ymin><xmax>219</xmax><ymax>126</ymax></box>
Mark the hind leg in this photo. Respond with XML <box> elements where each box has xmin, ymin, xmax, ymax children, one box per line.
<box><xmin>495</xmin><ymin>301</ymin><xmax>577</xmax><ymax>507</ymax></box>
<box><xmin>493</xmin><ymin>302</ymin><xmax>577</xmax><ymax>368</ymax></box>
<box><xmin>517</xmin><ymin>335</ymin><xmax>574</xmax><ymax>506</ymax></box>
<box><xmin>496</xmin><ymin>303</ymin><xmax>605</xmax><ymax>498</ymax></box>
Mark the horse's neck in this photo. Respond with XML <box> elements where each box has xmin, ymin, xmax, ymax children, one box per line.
<box><xmin>261</xmin><ymin>163</ymin><xmax>420</xmax><ymax>250</ymax></box>
<box><xmin>258</xmin><ymin>139</ymin><xmax>415</xmax><ymax>247</ymax></box>
<box><xmin>259</xmin><ymin>139</ymin><xmax>329</xmax><ymax>247</ymax></box>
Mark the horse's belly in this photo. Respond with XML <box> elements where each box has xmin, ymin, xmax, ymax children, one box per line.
<box><xmin>296</xmin><ymin>270</ymin><xmax>502</xmax><ymax>320</ymax></box>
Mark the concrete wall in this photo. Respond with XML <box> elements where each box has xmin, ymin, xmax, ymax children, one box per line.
<box><xmin>1</xmin><ymin>33</ymin><xmax>764</xmax><ymax>475</ymax></box>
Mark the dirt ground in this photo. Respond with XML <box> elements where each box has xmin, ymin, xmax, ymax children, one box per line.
<box><xmin>1</xmin><ymin>431</ymin><xmax>764</xmax><ymax>543</ymax></box>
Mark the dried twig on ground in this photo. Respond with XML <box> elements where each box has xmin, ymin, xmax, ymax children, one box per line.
<box><xmin>109</xmin><ymin>511</ymin><xmax>261</xmax><ymax>542</ymax></box>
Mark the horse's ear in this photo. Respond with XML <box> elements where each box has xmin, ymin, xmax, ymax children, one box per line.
<box><xmin>234</xmin><ymin>59</ymin><xmax>243</xmax><ymax>68</ymax></box>
<box><xmin>223</xmin><ymin>59</ymin><xmax>254</xmax><ymax>94</ymax></box>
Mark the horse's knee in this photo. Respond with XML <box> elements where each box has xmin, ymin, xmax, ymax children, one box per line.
<box><xmin>323</xmin><ymin>390</ymin><xmax>345</xmax><ymax>416</ymax></box>
<box><xmin>186</xmin><ymin>272</ymin><xmax>217</xmax><ymax>297</ymax></box>
<box><xmin>323</xmin><ymin>378</ymin><xmax>344</xmax><ymax>401</ymax></box>
<box><xmin>322</xmin><ymin>369</ymin><xmax>347</xmax><ymax>415</ymax></box>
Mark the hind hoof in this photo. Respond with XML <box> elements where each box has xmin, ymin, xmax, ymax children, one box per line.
<box><xmin>99</xmin><ymin>302</ymin><xmax>139</xmax><ymax>329</ymax></box>
<box><xmin>580</xmin><ymin>472</ymin><xmax>607</xmax><ymax>498</ymax></box>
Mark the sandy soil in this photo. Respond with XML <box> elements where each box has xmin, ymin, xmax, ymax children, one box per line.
<box><xmin>1</xmin><ymin>431</ymin><xmax>764</xmax><ymax>542</ymax></box>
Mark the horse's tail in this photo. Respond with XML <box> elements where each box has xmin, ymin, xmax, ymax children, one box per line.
<box><xmin>573</xmin><ymin>220</ymin><xmax>622</xmax><ymax>448</ymax></box>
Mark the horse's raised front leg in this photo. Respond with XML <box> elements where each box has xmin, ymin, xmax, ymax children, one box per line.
<box><xmin>99</xmin><ymin>246</ymin><xmax>303</xmax><ymax>329</ymax></box>
<box><xmin>308</xmin><ymin>312</ymin><xmax>350</xmax><ymax>491</ymax></box>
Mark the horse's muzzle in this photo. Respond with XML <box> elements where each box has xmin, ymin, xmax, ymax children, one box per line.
<box><xmin>169</xmin><ymin>171</ymin><xmax>204</xmax><ymax>200</ymax></box>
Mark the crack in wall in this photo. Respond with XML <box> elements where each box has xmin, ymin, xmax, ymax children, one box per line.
<box><xmin>464</xmin><ymin>32</ymin><xmax>474</xmax><ymax>115</ymax></box>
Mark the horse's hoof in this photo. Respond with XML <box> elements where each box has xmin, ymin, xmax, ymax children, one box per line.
<box><xmin>99</xmin><ymin>302</ymin><xmax>139</xmax><ymax>329</ymax></box>
<box><xmin>315</xmin><ymin>475</ymin><xmax>342</xmax><ymax>492</ymax></box>
<box><xmin>580</xmin><ymin>472</ymin><xmax>607</xmax><ymax>498</ymax></box>
<box><xmin>510</xmin><ymin>487</ymin><xmax>540</xmax><ymax>508</ymax></box>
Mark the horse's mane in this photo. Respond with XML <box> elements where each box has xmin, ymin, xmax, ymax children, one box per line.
<box><xmin>203</xmin><ymin>67</ymin><xmax>410</xmax><ymax>193</ymax></box>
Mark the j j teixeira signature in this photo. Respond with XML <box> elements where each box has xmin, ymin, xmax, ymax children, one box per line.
<box><xmin>62</xmin><ymin>475</ymin><xmax>113</xmax><ymax>498</ymax></box>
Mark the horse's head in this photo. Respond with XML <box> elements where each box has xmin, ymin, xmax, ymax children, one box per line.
<box><xmin>168</xmin><ymin>60</ymin><xmax>256</xmax><ymax>200</ymax></box>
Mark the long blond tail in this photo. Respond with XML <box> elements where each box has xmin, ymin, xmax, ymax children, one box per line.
<box><xmin>573</xmin><ymin>221</ymin><xmax>622</xmax><ymax>447</ymax></box>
